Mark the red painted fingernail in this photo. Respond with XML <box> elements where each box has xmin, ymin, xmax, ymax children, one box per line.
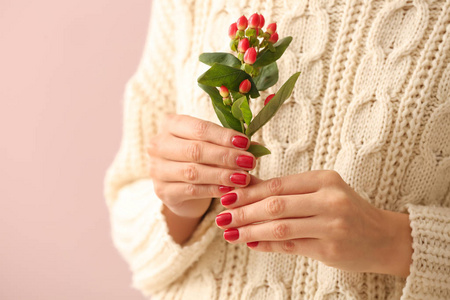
<box><xmin>224</xmin><ymin>228</ymin><xmax>239</xmax><ymax>241</ymax></box>
<box><xmin>221</xmin><ymin>193</ymin><xmax>237</xmax><ymax>206</ymax></box>
<box><xmin>232</xmin><ymin>136</ymin><xmax>249</xmax><ymax>149</ymax></box>
<box><xmin>219</xmin><ymin>185</ymin><xmax>234</xmax><ymax>193</ymax></box>
<box><xmin>216</xmin><ymin>213</ymin><xmax>232</xmax><ymax>227</ymax></box>
<box><xmin>230</xmin><ymin>173</ymin><xmax>247</xmax><ymax>185</ymax></box>
<box><xmin>247</xmin><ymin>242</ymin><xmax>259</xmax><ymax>248</ymax></box>
<box><xmin>236</xmin><ymin>155</ymin><xmax>254</xmax><ymax>169</ymax></box>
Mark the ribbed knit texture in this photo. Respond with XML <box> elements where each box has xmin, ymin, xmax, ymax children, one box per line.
<box><xmin>104</xmin><ymin>0</ymin><xmax>450</xmax><ymax>299</ymax></box>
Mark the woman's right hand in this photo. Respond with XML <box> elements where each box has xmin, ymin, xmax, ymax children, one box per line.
<box><xmin>147</xmin><ymin>114</ymin><xmax>256</xmax><ymax>219</ymax></box>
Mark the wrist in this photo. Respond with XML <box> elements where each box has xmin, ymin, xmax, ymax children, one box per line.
<box><xmin>162</xmin><ymin>199</ymin><xmax>212</xmax><ymax>245</ymax></box>
<box><xmin>376</xmin><ymin>209</ymin><xmax>413</xmax><ymax>277</ymax></box>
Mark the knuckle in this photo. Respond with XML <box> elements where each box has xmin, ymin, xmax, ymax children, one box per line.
<box><xmin>193</xmin><ymin>120</ymin><xmax>210</xmax><ymax>139</ymax></box>
<box><xmin>332</xmin><ymin>217</ymin><xmax>350</xmax><ymax>237</ymax></box>
<box><xmin>267</xmin><ymin>177</ymin><xmax>283</xmax><ymax>194</ymax></box>
<box><xmin>163</xmin><ymin>114</ymin><xmax>177</xmax><ymax>130</ymax></box>
<box><xmin>325</xmin><ymin>242</ymin><xmax>341</xmax><ymax>262</ymax></box>
<box><xmin>281</xmin><ymin>240</ymin><xmax>296</xmax><ymax>253</ymax></box>
<box><xmin>146</xmin><ymin>138</ymin><xmax>159</xmax><ymax>156</ymax></box>
<box><xmin>219</xmin><ymin>170</ymin><xmax>230</xmax><ymax>186</ymax></box>
<box><xmin>241</xmin><ymin>227</ymin><xmax>253</xmax><ymax>242</ymax></box>
<box><xmin>235</xmin><ymin>208</ymin><xmax>246</xmax><ymax>224</ymax></box>
<box><xmin>153</xmin><ymin>181</ymin><xmax>165</xmax><ymax>200</ymax></box>
<box><xmin>164</xmin><ymin>113</ymin><xmax>174</xmax><ymax>122</ymax></box>
<box><xmin>221</xmin><ymin>129</ymin><xmax>233</xmax><ymax>146</ymax></box>
<box><xmin>185</xmin><ymin>184</ymin><xmax>198</xmax><ymax>197</ymax></box>
<box><xmin>265</xmin><ymin>197</ymin><xmax>285</xmax><ymax>218</ymax></box>
<box><xmin>165</xmin><ymin>197</ymin><xmax>180</xmax><ymax>209</ymax></box>
<box><xmin>330</xmin><ymin>190</ymin><xmax>348</xmax><ymax>207</ymax></box>
<box><xmin>320</xmin><ymin>170</ymin><xmax>343</xmax><ymax>187</ymax></box>
<box><xmin>324</xmin><ymin>189</ymin><xmax>349</xmax><ymax>214</ymax></box>
<box><xmin>272</xmin><ymin>222</ymin><xmax>289</xmax><ymax>239</ymax></box>
<box><xmin>153</xmin><ymin>181</ymin><xmax>183</xmax><ymax>209</ymax></box>
<box><xmin>208</xmin><ymin>185</ymin><xmax>220</xmax><ymax>197</ymax></box>
<box><xmin>183</xmin><ymin>165</ymin><xmax>198</xmax><ymax>182</ymax></box>
<box><xmin>186</xmin><ymin>142</ymin><xmax>202</xmax><ymax>162</ymax></box>
<box><xmin>220</xmin><ymin>150</ymin><xmax>231</xmax><ymax>167</ymax></box>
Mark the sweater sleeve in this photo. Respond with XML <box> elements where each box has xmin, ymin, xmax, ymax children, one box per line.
<box><xmin>104</xmin><ymin>0</ymin><xmax>221</xmax><ymax>295</ymax></box>
<box><xmin>401</xmin><ymin>203</ymin><xmax>450</xmax><ymax>299</ymax></box>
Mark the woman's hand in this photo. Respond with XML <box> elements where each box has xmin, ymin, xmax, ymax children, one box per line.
<box><xmin>147</xmin><ymin>114</ymin><xmax>256</xmax><ymax>219</ymax></box>
<box><xmin>216</xmin><ymin>170</ymin><xmax>413</xmax><ymax>277</ymax></box>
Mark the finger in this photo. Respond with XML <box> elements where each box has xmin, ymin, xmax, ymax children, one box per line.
<box><xmin>246</xmin><ymin>238</ymin><xmax>319</xmax><ymax>258</ymax></box>
<box><xmin>220</xmin><ymin>170</ymin><xmax>333</xmax><ymax>208</ymax></box>
<box><xmin>153</xmin><ymin>179</ymin><xmax>227</xmax><ymax>204</ymax></box>
<box><xmin>148</xmin><ymin>135</ymin><xmax>255</xmax><ymax>170</ymax></box>
<box><xmin>220</xmin><ymin>217</ymin><xmax>323</xmax><ymax>243</ymax></box>
<box><xmin>150</xmin><ymin>157</ymin><xmax>251</xmax><ymax>187</ymax></box>
<box><xmin>165</xmin><ymin>114</ymin><xmax>250</xmax><ymax>149</ymax></box>
<box><xmin>216</xmin><ymin>194</ymin><xmax>321</xmax><ymax>228</ymax></box>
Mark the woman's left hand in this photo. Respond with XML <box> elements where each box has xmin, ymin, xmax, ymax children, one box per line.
<box><xmin>216</xmin><ymin>170</ymin><xmax>413</xmax><ymax>277</ymax></box>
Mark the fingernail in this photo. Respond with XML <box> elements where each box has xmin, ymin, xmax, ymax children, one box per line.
<box><xmin>224</xmin><ymin>228</ymin><xmax>239</xmax><ymax>241</ymax></box>
<box><xmin>236</xmin><ymin>155</ymin><xmax>254</xmax><ymax>169</ymax></box>
<box><xmin>232</xmin><ymin>136</ymin><xmax>249</xmax><ymax>149</ymax></box>
<box><xmin>216</xmin><ymin>213</ymin><xmax>232</xmax><ymax>227</ymax></box>
<box><xmin>230</xmin><ymin>173</ymin><xmax>247</xmax><ymax>185</ymax></box>
<box><xmin>221</xmin><ymin>193</ymin><xmax>237</xmax><ymax>206</ymax></box>
<box><xmin>247</xmin><ymin>242</ymin><xmax>259</xmax><ymax>248</ymax></box>
<box><xmin>219</xmin><ymin>185</ymin><xmax>234</xmax><ymax>193</ymax></box>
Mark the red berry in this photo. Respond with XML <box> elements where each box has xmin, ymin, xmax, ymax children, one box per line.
<box><xmin>219</xmin><ymin>85</ymin><xmax>229</xmax><ymax>98</ymax></box>
<box><xmin>264</xmin><ymin>94</ymin><xmax>275</xmax><ymax>106</ymax></box>
<box><xmin>238</xmin><ymin>38</ymin><xmax>250</xmax><ymax>53</ymax></box>
<box><xmin>258</xmin><ymin>14</ymin><xmax>265</xmax><ymax>28</ymax></box>
<box><xmin>266</xmin><ymin>22</ymin><xmax>277</xmax><ymax>34</ymax></box>
<box><xmin>239</xmin><ymin>79</ymin><xmax>251</xmax><ymax>94</ymax></box>
<box><xmin>268</xmin><ymin>32</ymin><xmax>279</xmax><ymax>43</ymax></box>
<box><xmin>228</xmin><ymin>23</ymin><xmax>238</xmax><ymax>39</ymax></box>
<box><xmin>237</xmin><ymin>15</ymin><xmax>248</xmax><ymax>30</ymax></box>
<box><xmin>248</xmin><ymin>13</ymin><xmax>260</xmax><ymax>29</ymax></box>
<box><xmin>244</xmin><ymin>47</ymin><xmax>257</xmax><ymax>64</ymax></box>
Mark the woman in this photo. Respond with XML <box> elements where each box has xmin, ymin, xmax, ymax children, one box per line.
<box><xmin>105</xmin><ymin>0</ymin><xmax>450</xmax><ymax>299</ymax></box>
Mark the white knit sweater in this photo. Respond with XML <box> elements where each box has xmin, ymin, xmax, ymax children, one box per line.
<box><xmin>104</xmin><ymin>0</ymin><xmax>450</xmax><ymax>299</ymax></box>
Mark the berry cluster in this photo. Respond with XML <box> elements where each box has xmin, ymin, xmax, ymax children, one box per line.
<box><xmin>197</xmin><ymin>12</ymin><xmax>299</xmax><ymax>157</ymax></box>
<box><xmin>229</xmin><ymin>14</ymin><xmax>278</xmax><ymax>67</ymax></box>
<box><xmin>222</xmin><ymin>14</ymin><xmax>279</xmax><ymax>106</ymax></box>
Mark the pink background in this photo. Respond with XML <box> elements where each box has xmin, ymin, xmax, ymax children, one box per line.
<box><xmin>1</xmin><ymin>0</ymin><xmax>152</xmax><ymax>299</ymax></box>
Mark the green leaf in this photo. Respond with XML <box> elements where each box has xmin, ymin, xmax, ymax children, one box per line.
<box><xmin>253</xmin><ymin>62</ymin><xmax>279</xmax><ymax>91</ymax></box>
<box><xmin>199</xmin><ymin>52</ymin><xmax>241</xmax><ymax>68</ymax></box>
<box><xmin>198</xmin><ymin>83</ymin><xmax>243</xmax><ymax>132</ymax></box>
<box><xmin>253</xmin><ymin>37</ymin><xmax>293</xmax><ymax>68</ymax></box>
<box><xmin>231</xmin><ymin>96</ymin><xmax>252</xmax><ymax>126</ymax></box>
<box><xmin>246</xmin><ymin>72</ymin><xmax>300</xmax><ymax>138</ymax></box>
<box><xmin>230</xmin><ymin>91</ymin><xmax>241</xmax><ymax>102</ymax></box>
<box><xmin>198</xmin><ymin>63</ymin><xmax>260</xmax><ymax>98</ymax></box>
<box><xmin>247</xmin><ymin>144</ymin><xmax>271</xmax><ymax>158</ymax></box>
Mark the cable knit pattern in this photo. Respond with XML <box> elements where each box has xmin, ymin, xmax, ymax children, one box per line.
<box><xmin>104</xmin><ymin>0</ymin><xmax>450</xmax><ymax>299</ymax></box>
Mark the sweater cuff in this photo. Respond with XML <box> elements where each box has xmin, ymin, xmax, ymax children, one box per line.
<box><xmin>401</xmin><ymin>204</ymin><xmax>450</xmax><ymax>299</ymax></box>
<box><xmin>109</xmin><ymin>179</ymin><xmax>222</xmax><ymax>296</ymax></box>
